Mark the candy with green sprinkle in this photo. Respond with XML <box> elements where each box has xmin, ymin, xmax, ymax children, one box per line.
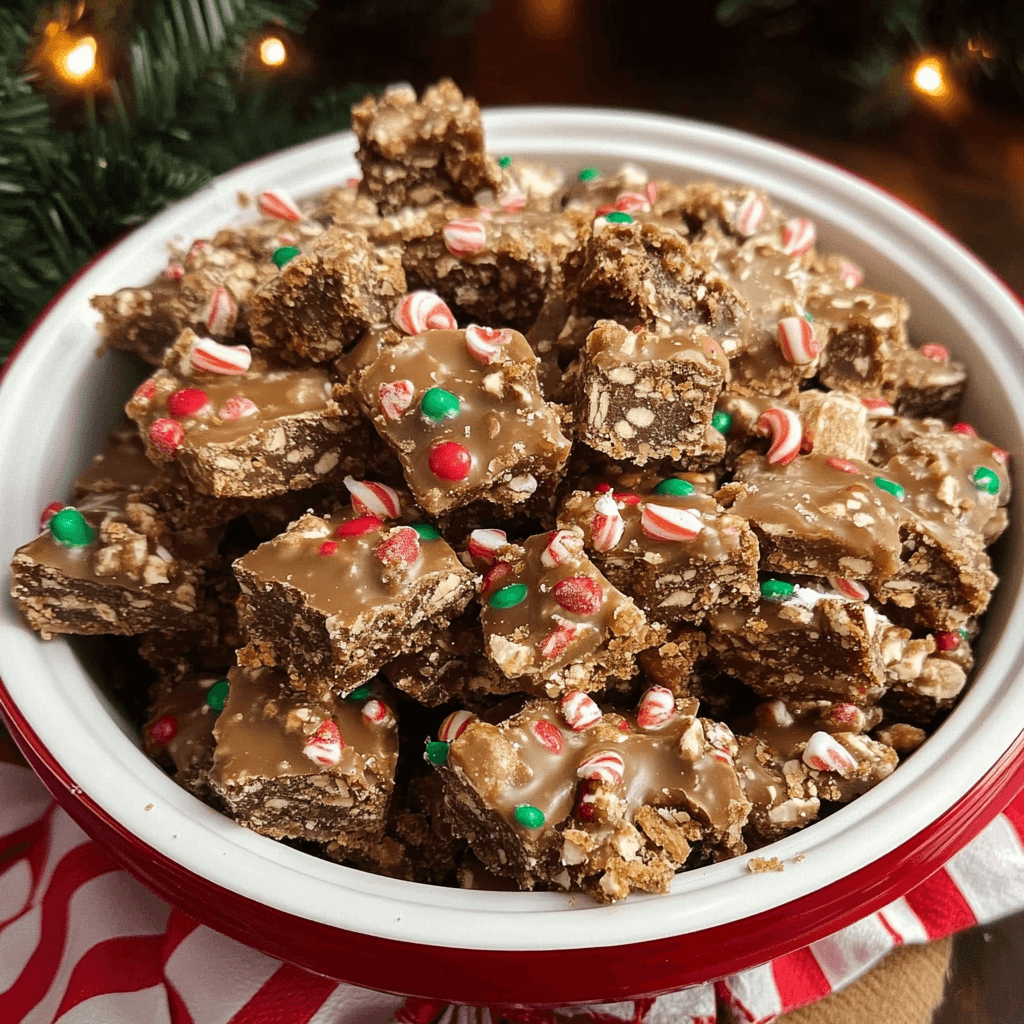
<box><xmin>712</xmin><ymin>410</ymin><xmax>732</xmax><ymax>434</ymax></box>
<box><xmin>873</xmin><ymin>476</ymin><xmax>905</xmax><ymax>501</ymax></box>
<box><xmin>490</xmin><ymin>583</ymin><xmax>528</xmax><ymax>609</ymax></box>
<box><xmin>410</xmin><ymin>522</ymin><xmax>441</xmax><ymax>540</ymax></box>
<box><xmin>578</xmin><ymin>166</ymin><xmax>601</xmax><ymax>181</ymax></box>
<box><xmin>514</xmin><ymin>804</ymin><xmax>545</xmax><ymax>829</ymax></box>
<box><xmin>49</xmin><ymin>508</ymin><xmax>94</xmax><ymax>548</ymax></box>
<box><xmin>972</xmin><ymin>466</ymin><xmax>1000</xmax><ymax>495</ymax></box>
<box><xmin>206</xmin><ymin>678</ymin><xmax>230</xmax><ymax>713</ymax></box>
<box><xmin>420</xmin><ymin>387</ymin><xmax>460</xmax><ymax>422</ymax></box>
<box><xmin>603</xmin><ymin>211</ymin><xmax>632</xmax><ymax>224</ymax></box>
<box><xmin>653</xmin><ymin>478</ymin><xmax>696</xmax><ymax>497</ymax></box>
<box><xmin>272</xmin><ymin>246</ymin><xmax>300</xmax><ymax>268</ymax></box>
<box><xmin>425</xmin><ymin>740</ymin><xmax>450</xmax><ymax>765</ymax></box>
<box><xmin>346</xmin><ymin>684</ymin><xmax>374</xmax><ymax>702</ymax></box>
<box><xmin>761</xmin><ymin>579</ymin><xmax>794</xmax><ymax>602</ymax></box>
<box><xmin>498</xmin><ymin>155</ymin><xmax>512</xmax><ymax>168</ymax></box>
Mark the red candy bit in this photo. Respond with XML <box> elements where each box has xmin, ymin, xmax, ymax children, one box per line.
<box><xmin>734</xmin><ymin>193</ymin><xmax>766</xmax><ymax>237</ymax></box>
<box><xmin>256</xmin><ymin>188</ymin><xmax>303</xmax><ymax>222</ymax></box>
<box><xmin>393</xmin><ymin>291</ymin><xmax>457</xmax><ymax>334</ymax></box>
<box><xmin>204</xmin><ymin>287</ymin><xmax>237</xmax><ymax>337</ymax></box>
<box><xmin>837</xmin><ymin>260</ymin><xmax>863</xmax><ymax>289</ymax></box>
<box><xmin>552</xmin><ymin>576</ymin><xmax>604</xmax><ymax>616</ymax></box>
<box><xmin>374</xmin><ymin>526</ymin><xmax>421</xmax><ymax>568</ymax></box>
<box><xmin>147</xmin><ymin>715</ymin><xmax>178</xmax><ymax>744</ymax></box>
<box><xmin>951</xmin><ymin>422</ymin><xmax>978</xmax><ymax>437</ymax></box>
<box><xmin>755</xmin><ymin>407</ymin><xmax>803</xmax><ymax>465</ymax></box>
<box><xmin>614</xmin><ymin>190</ymin><xmax>650</xmax><ymax>213</ymax></box>
<box><xmin>826</xmin><ymin>703</ymin><xmax>865</xmax><ymax>731</ymax></box>
<box><xmin>645</xmin><ymin>181</ymin><xmax>659</xmax><ymax>206</ymax></box>
<box><xmin>935</xmin><ymin>630</ymin><xmax>961</xmax><ymax>652</ymax></box>
<box><xmin>164</xmin><ymin>263</ymin><xmax>185</xmax><ymax>281</ymax></box>
<box><xmin>467</xmin><ymin>528</ymin><xmax>507</xmax><ymax>564</ymax></box>
<box><xmin>379</xmin><ymin>379</ymin><xmax>415</xmax><ymax>421</ymax></box>
<box><xmin>782</xmin><ymin>216</ymin><xmax>816</xmax><ymax>256</ymax></box>
<box><xmin>166</xmin><ymin>387</ymin><xmax>210</xmax><ymax>418</ymax></box>
<box><xmin>539</xmin><ymin>617</ymin><xmax>586</xmax><ymax>660</ymax></box>
<box><xmin>344</xmin><ymin>476</ymin><xmax>401</xmax><ymax>519</ymax></box>
<box><xmin>802</xmin><ymin>731</ymin><xmax>857</xmax><ymax>775</ymax></box>
<box><xmin>594</xmin><ymin>202</ymin><xmax>615</xmax><ymax>217</ymax></box>
<box><xmin>612</xmin><ymin>491</ymin><xmax>641</xmax><ymax>506</ymax></box>
<box><xmin>218</xmin><ymin>396</ymin><xmax>259</xmax><ymax>421</ymax></box>
<box><xmin>465</xmin><ymin>325</ymin><xmax>513</xmax><ymax>364</ymax></box>
<box><xmin>828</xmin><ymin>576</ymin><xmax>869</xmax><ymax>601</ymax></box>
<box><xmin>636</xmin><ymin>686</ymin><xmax>676</xmax><ymax>729</ymax></box>
<box><xmin>438</xmin><ymin>710</ymin><xmax>476</xmax><ymax>743</ymax></box>
<box><xmin>861</xmin><ymin>396</ymin><xmax>895</xmax><ymax>417</ymax></box>
<box><xmin>442</xmin><ymin>217</ymin><xmax>487</xmax><ymax>256</ymax></box>
<box><xmin>530</xmin><ymin>719</ymin><xmax>564</xmax><ymax>754</ymax></box>
<box><xmin>777</xmin><ymin>316</ymin><xmax>819</xmax><ymax>365</ymax></box>
<box><xmin>149</xmin><ymin>418</ymin><xmax>185</xmax><ymax>456</ymax></box>
<box><xmin>920</xmin><ymin>344</ymin><xmax>949</xmax><ymax>363</ymax></box>
<box><xmin>361</xmin><ymin>699</ymin><xmax>393</xmax><ymax>725</ymax></box>
<box><xmin>826</xmin><ymin>456</ymin><xmax>860</xmax><ymax>475</ymax></box>
<box><xmin>185</xmin><ymin>239</ymin><xmax>210</xmax><ymax>267</ymax></box>
<box><xmin>594</xmin><ymin>482</ymin><xmax>613</xmax><ymax>494</ymax></box>
<box><xmin>640</xmin><ymin>503</ymin><xmax>703</xmax><ymax>541</ymax></box>
<box><xmin>560</xmin><ymin>691</ymin><xmax>602</xmax><ymax>731</ymax></box>
<box><xmin>498</xmin><ymin>186</ymin><xmax>527</xmax><ymax>213</ymax></box>
<box><xmin>304</xmin><ymin>720</ymin><xmax>344</xmax><ymax>766</ymax></box>
<box><xmin>428</xmin><ymin>441</ymin><xmax>472</xmax><ymax>482</ymax></box>
<box><xmin>317</xmin><ymin>540</ymin><xmax>338</xmax><ymax>557</ymax></box>
<box><xmin>335</xmin><ymin>515</ymin><xmax>384</xmax><ymax>539</ymax></box>
<box><xmin>541</xmin><ymin>529</ymin><xmax>583</xmax><ymax>568</ymax></box>
<box><xmin>190</xmin><ymin>337</ymin><xmax>252</xmax><ymax>375</ymax></box>
<box><xmin>993</xmin><ymin>447</ymin><xmax>1010</xmax><ymax>465</ymax></box>
<box><xmin>133</xmin><ymin>378</ymin><xmax>156</xmax><ymax>401</ymax></box>
<box><xmin>481</xmin><ymin>560</ymin><xmax>513</xmax><ymax>595</ymax></box>
<box><xmin>576</xmin><ymin>750</ymin><xmax>625</xmax><ymax>786</ymax></box>
<box><xmin>591</xmin><ymin>493</ymin><xmax>624</xmax><ymax>552</ymax></box>
<box><xmin>576</xmin><ymin>778</ymin><xmax>599</xmax><ymax>822</ymax></box>
<box><xmin>39</xmin><ymin>501</ymin><xmax>66</xmax><ymax>531</ymax></box>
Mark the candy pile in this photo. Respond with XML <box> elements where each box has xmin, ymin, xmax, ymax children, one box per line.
<box><xmin>8</xmin><ymin>79</ymin><xmax>1010</xmax><ymax>903</ymax></box>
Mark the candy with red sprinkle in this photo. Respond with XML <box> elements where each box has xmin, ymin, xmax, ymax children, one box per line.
<box><xmin>438</xmin><ymin>710</ymin><xmax>476</xmax><ymax>742</ymax></box>
<box><xmin>256</xmin><ymin>188</ymin><xmax>303</xmax><ymax>222</ymax></box>
<box><xmin>827</xmin><ymin>703</ymin><xmax>866</xmax><ymax>731</ymax></box>
<box><xmin>861</xmin><ymin>396</ymin><xmax>895</xmax><ymax>417</ymax></box>
<box><xmin>442</xmin><ymin>217</ymin><xmax>487</xmax><ymax>256</ymax></box>
<box><xmin>734</xmin><ymin>193</ymin><xmax>766</xmax><ymax>237</ymax></box>
<box><xmin>530</xmin><ymin>719</ymin><xmax>564</xmax><ymax>754</ymax></box>
<box><xmin>756</xmin><ymin>407</ymin><xmax>803</xmax><ymax>465</ymax></box>
<box><xmin>481</xmin><ymin>560</ymin><xmax>513</xmax><ymax>595</ymax></box>
<box><xmin>499</xmin><ymin>186</ymin><xmax>527</xmax><ymax>213</ymax></box>
<box><xmin>640</xmin><ymin>503</ymin><xmax>703</xmax><ymax>541</ymax></box>
<box><xmin>826</xmin><ymin>456</ymin><xmax>860</xmax><ymax>475</ymax></box>
<box><xmin>920</xmin><ymin>344</ymin><xmax>949</xmax><ymax>363</ymax></box>
<box><xmin>393</xmin><ymin>291</ymin><xmax>457</xmax><ymax>334</ymax></box>
<box><xmin>465</xmin><ymin>325</ymin><xmax>513</xmax><ymax>364</ymax></box>
<box><xmin>802</xmin><ymin>731</ymin><xmax>857</xmax><ymax>774</ymax></box>
<box><xmin>335</xmin><ymin>515</ymin><xmax>384</xmax><ymax>539</ymax></box>
<box><xmin>343</xmin><ymin>476</ymin><xmax>401</xmax><ymax>519</ymax></box>
<box><xmin>560</xmin><ymin>690</ymin><xmax>602</xmax><ymax>731</ymax></box>
<box><xmin>541</xmin><ymin>529</ymin><xmax>583</xmax><ymax>568</ymax></box>
<box><xmin>613</xmin><ymin>190</ymin><xmax>651</xmax><ymax>213</ymax></box>
<box><xmin>590</xmin><ymin>493</ymin><xmax>624</xmax><ymax>552</ymax></box>
<box><xmin>147</xmin><ymin>715</ymin><xmax>178</xmax><ymax>744</ymax></box>
<box><xmin>164</xmin><ymin>263</ymin><xmax>184</xmax><ymax>281</ymax></box>
<box><xmin>149</xmin><ymin>418</ymin><xmax>184</xmax><ymax>456</ymax></box>
<box><xmin>539</xmin><ymin>617</ymin><xmax>588</xmax><ymax>660</ymax></box>
<box><xmin>190</xmin><ymin>337</ymin><xmax>252</xmax><ymax>376</ymax></box>
<box><xmin>552</xmin><ymin>576</ymin><xmax>604</xmax><ymax>616</ymax></box>
<box><xmin>468</xmin><ymin>528</ymin><xmax>507</xmax><ymax>564</ymax></box>
<box><xmin>374</xmin><ymin>526</ymin><xmax>421</xmax><ymax>568</ymax></box>
<box><xmin>304</xmin><ymin>720</ymin><xmax>344</xmax><ymax>766</ymax></box>
<box><xmin>829</xmin><ymin>577</ymin><xmax>870</xmax><ymax>601</ymax></box>
<box><xmin>218</xmin><ymin>396</ymin><xmax>259</xmax><ymax>421</ymax></box>
<box><xmin>379</xmin><ymin>380</ymin><xmax>416</xmax><ymax>421</ymax></box>
<box><xmin>636</xmin><ymin>686</ymin><xmax>676</xmax><ymax>729</ymax></box>
<box><xmin>782</xmin><ymin>217</ymin><xmax>816</xmax><ymax>256</ymax></box>
<box><xmin>935</xmin><ymin>630</ymin><xmax>961</xmax><ymax>652</ymax></box>
<box><xmin>428</xmin><ymin>441</ymin><xmax>472</xmax><ymax>482</ymax></box>
<box><xmin>204</xmin><ymin>287</ymin><xmax>237</xmax><ymax>337</ymax></box>
<box><xmin>133</xmin><ymin>379</ymin><xmax>156</xmax><ymax>401</ymax></box>
<box><xmin>576</xmin><ymin>749</ymin><xmax>625</xmax><ymax>786</ymax></box>
<box><xmin>777</xmin><ymin>316</ymin><xmax>820</xmax><ymax>365</ymax></box>
<box><xmin>318</xmin><ymin>540</ymin><xmax>338</xmax><ymax>556</ymax></box>
<box><xmin>166</xmin><ymin>387</ymin><xmax>210</xmax><ymax>418</ymax></box>
<box><xmin>39</xmin><ymin>501</ymin><xmax>66</xmax><ymax>531</ymax></box>
<box><xmin>951</xmin><ymin>422</ymin><xmax>978</xmax><ymax>437</ymax></box>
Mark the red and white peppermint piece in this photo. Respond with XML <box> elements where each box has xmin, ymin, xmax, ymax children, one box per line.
<box><xmin>204</xmin><ymin>287</ymin><xmax>237</xmax><ymax>337</ymax></box>
<box><xmin>393</xmin><ymin>291</ymin><xmax>457</xmax><ymax>335</ymax></box>
<box><xmin>755</xmin><ymin>407</ymin><xmax>803</xmax><ymax>466</ymax></box>
<box><xmin>827</xmin><ymin>703</ymin><xmax>865</xmax><ymax>730</ymax></box>
<box><xmin>481</xmin><ymin>560</ymin><xmax>513</xmax><ymax>594</ymax></box>
<box><xmin>164</xmin><ymin>263</ymin><xmax>184</xmax><ymax>281</ymax></box>
<box><xmin>826</xmin><ymin>456</ymin><xmax>860</xmax><ymax>475</ymax></box>
<box><xmin>133</xmin><ymin>379</ymin><xmax>156</xmax><ymax>401</ymax></box>
<box><xmin>343</xmin><ymin>476</ymin><xmax>401</xmax><ymax>519</ymax></box>
<box><xmin>993</xmin><ymin>447</ymin><xmax>1010</xmax><ymax>465</ymax></box>
<box><xmin>304</xmin><ymin>720</ymin><xmax>344</xmax><ymax>766</ymax></box>
<box><xmin>782</xmin><ymin>217</ymin><xmax>816</xmax><ymax>256</ymax></box>
<box><xmin>552</xmin><ymin>576</ymin><xmax>604</xmax><ymax>616</ymax></box>
<box><xmin>438</xmin><ymin>710</ymin><xmax>476</xmax><ymax>743</ymax></box>
<box><xmin>861</xmin><ymin>396</ymin><xmax>895</xmax><ymax>417</ymax></box>
<box><xmin>951</xmin><ymin>422</ymin><xmax>978</xmax><ymax>437</ymax></box>
<box><xmin>920</xmin><ymin>344</ymin><xmax>949</xmax><ymax>363</ymax></box>
<box><xmin>218</xmin><ymin>396</ymin><xmax>259</xmax><ymax>421</ymax></box>
<box><xmin>777</xmin><ymin>316</ymin><xmax>820</xmax><ymax>365</ymax></box>
<box><xmin>185</xmin><ymin>239</ymin><xmax>210</xmax><ymax>268</ymax></box>
<box><xmin>530</xmin><ymin>719</ymin><xmax>564</xmax><ymax>754</ymax></box>
<box><xmin>378</xmin><ymin>379</ymin><xmax>415</xmax><ymax>421</ymax></box>
<box><xmin>465</xmin><ymin>325</ymin><xmax>513</xmax><ymax>364</ymax></box>
<box><xmin>837</xmin><ymin>260</ymin><xmax>863</xmax><ymax>288</ymax></box>
<box><xmin>256</xmin><ymin>188</ymin><xmax>303</xmax><ymax>222</ymax></box>
<box><xmin>614</xmin><ymin>190</ymin><xmax>651</xmax><ymax>213</ymax></box>
<box><xmin>467</xmin><ymin>528</ymin><xmax>507</xmax><ymax>564</ymax></box>
<box><xmin>803</xmin><ymin>731</ymin><xmax>857</xmax><ymax>775</ymax></box>
<box><xmin>190</xmin><ymin>337</ymin><xmax>252</xmax><ymax>376</ymax></box>
<box><xmin>734</xmin><ymin>193</ymin><xmax>766</xmax><ymax>237</ymax></box>
<box><xmin>829</xmin><ymin>577</ymin><xmax>870</xmax><ymax>601</ymax></box>
<box><xmin>590</xmin><ymin>493</ymin><xmax>624</xmax><ymax>552</ymax></box>
<box><xmin>442</xmin><ymin>217</ymin><xmax>487</xmax><ymax>256</ymax></box>
<box><xmin>645</xmin><ymin>181</ymin><xmax>659</xmax><ymax>206</ymax></box>
<box><xmin>757</xmin><ymin>699</ymin><xmax>794</xmax><ymax>728</ymax></box>
<box><xmin>613</xmin><ymin>491</ymin><xmax>641</xmax><ymax>506</ymax></box>
<box><xmin>149</xmin><ymin>418</ymin><xmax>184</xmax><ymax>456</ymax></box>
<box><xmin>39</xmin><ymin>502</ymin><xmax>67</xmax><ymax>531</ymax></box>
<box><xmin>539</xmin><ymin>616</ymin><xmax>587</xmax><ymax>660</ymax></box>
<box><xmin>374</xmin><ymin>526</ymin><xmax>421</xmax><ymax>568</ymax></box>
<box><xmin>636</xmin><ymin>686</ymin><xmax>676</xmax><ymax>729</ymax></box>
<box><xmin>704</xmin><ymin>721</ymin><xmax>737</xmax><ymax>763</ymax></box>
<box><xmin>361</xmin><ymin>699</ymin><xmax>393</xmax><ymax>725</ymax></box>
<box><xmin>560</xmin><ymin>690</ymin><xmax>602</xmax><ymax>731</ymax></box>
<box><xmin>499</xmin><ymin>186</ymin><xmax>527</xmax><ymax>213</ymax></box>
<box><xmin>541</xmin><ymin>529</ymin><xmax>583</xmax><ymax>568</ymax></box>
<box><xmin>640</xmin><ymin>503</ymin><xmax>703</xmax><ymax>541</ymax></box>
<box><xmin>577</xmin><ymin>749</ymin><xmax>625</xmax><ymax>786</ymax></box>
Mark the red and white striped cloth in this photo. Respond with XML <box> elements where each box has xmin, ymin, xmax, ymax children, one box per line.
<box><xmin>4</xmin><ymin>762</ymin><xmax>1024</xmax><ymax>1024</ymax></box>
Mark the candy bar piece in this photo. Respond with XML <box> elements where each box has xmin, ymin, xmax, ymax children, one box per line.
<box><xmin>208</xmin><ymin>666</ymin><xmax>399</xmax><ymax>849</ymax></box>
<box><xmin>10</xmin><ymin>491</ymin><xmax>216</xmax><ymax>640</ymax></box>
<box><xmin>882</xmin><ymin>345</ymin><xmax>967</xmax><ymax>421</ymax></box>
<box><xmin>233</xmin><ymin>509</ymin><xmax>477</xmax><ymax>698</ymax></box>
<box><xmin>478</xmin><ymin>529</ymin><xmax>662</xmax><ymax>699</ymax></box>
<box><xmin>572</xmin><ymin>319</ymin><xmax>729</xmax><ymax>465</ymax></box>
<box><xmin>637</xmin><ymin>627</ymin><xmax>710</xmax><ymax>697</ymax></box>
<box><xmin>706</xmin><ymin>577</ymin><xmax>913</xmax><ymax>704</ymax></box>
<box><xmin>487</xmin><ymin>156</ymin><xmax>566</xmax><ymax>214</ymax></box>
<box><xmin>653</xmin><ymin>183</ymin><xmax>789</xmax><ymax>243</ymax></box>
<box><xmin>436</xmin><ymin>692</ymin><xmax>751</xmax><ymax>901</ymax></box>
<box><xmin>560</xmin><ymin>162</ymin><xmax>657</xmax><ymax>214</ymax></box>
<box><xmin>351</xmin><ymin>79</ymin><xmax>501</xmax><ymax>215</ymax></box>
<box><xmin>557</xmin><ymin>473</ymin><xmax>759</xmax><ymax>625</ymax></box>
<box><xmin>357</xmin><ymin>327</ymin><xmax>572</xmax><ymax>515</ymax></box>
<box><xmin>883</xmin><ymin>627</ymin><xmax>972</xmax><ymax>723</ymax></box>
<box><xmin>247</xmin><ymin>227</ymin><xmax>406</xmax><ymax>363</ymax></box>
<box><xmin>126</xmin><ymin>329</ymin><xmax>369</xmax><ymax>499</ymax></box>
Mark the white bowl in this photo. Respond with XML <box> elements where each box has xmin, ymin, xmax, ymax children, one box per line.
<box><xmin>2</xmin><ymin>107</ymin><xmax>1023</xmax><ymax>1005</ymax></box>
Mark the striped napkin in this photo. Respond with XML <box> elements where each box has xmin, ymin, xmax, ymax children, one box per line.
<box><xmin>3</xmin><ymin>762</ymin><xmax>1024</xmax><ymax>1024</ymax></box>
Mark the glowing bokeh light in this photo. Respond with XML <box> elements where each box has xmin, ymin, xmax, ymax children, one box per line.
<box><xmin>260</xmin><ymin>36</ymin><xmax>286</xmax><ymax>67</ymax></box>
<box><xmin>62</xmin><ymin>37</ymin><xmax>97</xmax><ymax>80</ymax></box>
<box><xmin>912</xmin><ymin>57</ymin><xmax>948</xmax><ymax>98</ymax></box>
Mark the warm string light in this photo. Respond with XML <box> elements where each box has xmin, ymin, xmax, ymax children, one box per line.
<box><xmin>37</xmin><ymin>20</ymin><xmax>102</xmax><ymax>89</ymax></box>
<box><xmin>259</xmin><ymin>36</ymin><xmax>286</xmax><ymax>67</ymax></box>
<box><xmin>912</xmin><ymin>57</ymin><xmax>948</xmax><ymax>98</ymax></box>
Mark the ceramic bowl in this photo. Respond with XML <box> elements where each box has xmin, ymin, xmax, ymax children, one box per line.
<box><xmin>2</xmin><ymin>107</ymin><xmax>1023</xmax><ymax>1006</ymax></box>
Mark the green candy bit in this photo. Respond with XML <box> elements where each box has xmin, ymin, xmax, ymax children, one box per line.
<box><xmin>272</xmin><ymin>245</ymin><xmax>300</xmax><ymax>268</ymax></box>
<box><xmin>803</xmin><ymin>311</ymin><xmax>815</xmax><ymax>323</ymax></box>
<box><xmin>411</xmin><ymin>522</ymin><xmax>441</xmax><ymax>541</ymax></box>
<box><xmin>603</xmin><ymin>211</ymin><xmax>633</xmax><ymax>224</ymax></box>
<box><xmin>711</xmin><ymin>410</ymin><xmax>732</xmax><ymax>434</ymax></box>
<box><xmin>425</xmin><ymin>740</ymin><xmax>450</xmax><ymax>766</ymax></box>
<box><xmin>577</xmin><ymin>166</ymin><xmax>601</xmax><ymax>181</ymax></box>
<box><xmin>498</xmin><ymin>155</ymin><xmax>512</xmax><ymax>168</ymax></box>
<box><xmin>490</xmin><ymin>583</ymin><xmax>528</xmax><ymax>609</ymax></box>
<box><xmin>957</xmin><ymin>628</ymin><xmax>970</xmax><ymax>642</ymax></box>
<box><xmin>653</xmin><ymin>478</ymin><xmax>696</xmax><ymax>498</ymax></box>
<box><xmin>972</xmin><ymin>466</ymin><xmax>1000</xmax><ymax>495</ymax></box>
<box><xmin>514</xmin><ymin>803</ymin><xmax>545</xmax><ymax>829</ymax></box>
<box><xmin>49</xmin><ymin>508</ymin><xmax>94</xmax><ymax>548</ymax></box>
<box><xmin>206</xmin><ymin>678</ymin><xmax>230</xmax><ymax>713</ymax></box>
<box><xmin>873</xmin><ymin>476</ymin><xmax>906</xmax><ymax>501</ymax></box>
<box><xmin>346</xmin><ymin>684</ymin><xmax>374</xmax><ymax>702</ymax></box>
<box><xmin>420</xmin><ymin>387</ymin><xmax>460</xmax><ymax>421</ymax></box>
<box><xmin>760</xmin><ymin>578</ymin><xmax>795</xmax><ymax>602</ymax></box>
